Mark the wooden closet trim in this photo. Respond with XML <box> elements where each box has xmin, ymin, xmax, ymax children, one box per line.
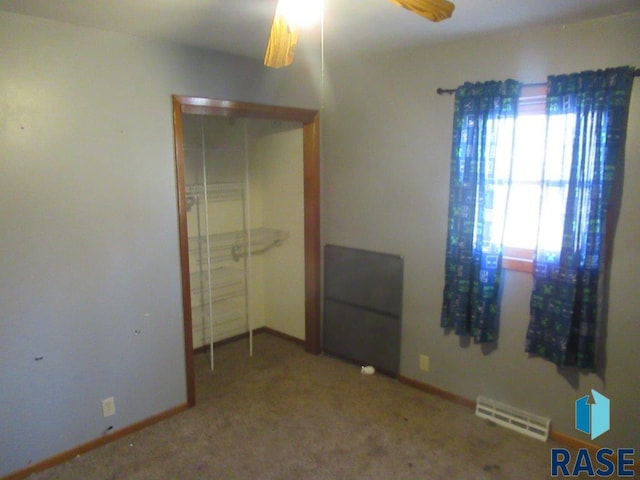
<box><xmin>172</xmin><ymin>95</ymin><xmax>321</xmax><ymax>407</ymax></box>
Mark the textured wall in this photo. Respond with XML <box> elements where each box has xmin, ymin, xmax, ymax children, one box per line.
<box><xmin>0</xmin><ymin>11</ymin><xmax>318</xmax><ymax>477</ymax></box>
<box><xmin>322</xmin><ymin>12</ymin><xmax>640</xmax><ymax>449</ymax></box>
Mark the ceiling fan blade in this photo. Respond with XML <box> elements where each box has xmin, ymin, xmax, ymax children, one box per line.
<box><xmin>264</xmin><ymin>1</ymin><xmax>299</xmax><ymax>68</ymax></box>
<box><xmin>388</xmin><ymin>0</ymin><xmax>455</xmax><ymax>22</ymax></box>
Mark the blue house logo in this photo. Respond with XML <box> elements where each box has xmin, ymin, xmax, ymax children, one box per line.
<box><xmin>575</xmin><ymin>389</ymin><xmax>610</xmax><ymax>440</ymax></box>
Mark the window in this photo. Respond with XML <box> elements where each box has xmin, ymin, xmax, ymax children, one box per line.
<box><xmin>489</xmin><ymin>85</ymin><xmax>576</xmax><ymax>273</ymax></box>
<box><xmin>441</xmin><ymin>67</ymin><xmax>634</xmax><ymax>363</ymax></box>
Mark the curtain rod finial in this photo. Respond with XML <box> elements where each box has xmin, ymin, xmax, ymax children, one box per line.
<box><xmin>437</xmin><ymin>87</ymin><xmax>456</xmax><ymax>95</ymax></box>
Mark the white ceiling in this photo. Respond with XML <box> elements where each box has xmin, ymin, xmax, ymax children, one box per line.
<box><xmin>1</xmin><ymin>0</ymin><xmax>639</xmax><ymax>62</ymax></box>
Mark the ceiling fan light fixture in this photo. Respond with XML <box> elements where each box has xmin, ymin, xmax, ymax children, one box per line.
<box><xmin>264</xmin><ymin>0</ymin><xmax>455</xmax><ymax>69</ymax></box>
<box><xmin>278</xmin><ymin>0</ymin><xmax>323</xmax><ymax>29</ymax></box>
<box><xmin>264</xmin><ymin>0</ymin><xmax>323</xmax><ymax>68</ymax></box>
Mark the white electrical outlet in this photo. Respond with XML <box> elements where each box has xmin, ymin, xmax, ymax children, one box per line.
<box><xmin>102</xmin><ymin>397</ymin><xmax>116</xmax><ymax>417</ymax></box>
<box><xmin>419</xmin><ymin>354</ymin><xmax>430</xmax><ymax>372</ymax></box>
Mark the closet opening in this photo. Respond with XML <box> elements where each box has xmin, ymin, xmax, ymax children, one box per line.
<box><xmin>172</xmin><ymin>96</ymin><xmax>321</xmax><ymax>406</ymax></box>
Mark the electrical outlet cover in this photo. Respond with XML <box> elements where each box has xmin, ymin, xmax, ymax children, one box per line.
<box><xmin>419</xmin><ymin>355</ymin><xmax>429</xmax><ymax>372</ymax></box>
<box><xmin>102</xmin><ymin>397</ymin><xmax>116</xmax><ymax>417</ymax></box>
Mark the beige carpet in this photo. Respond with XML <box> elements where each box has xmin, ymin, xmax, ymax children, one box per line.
<box><xmin>29</xmin><ymin>333</ymin><xmax>566</xmax><ymax>479</ymax></box>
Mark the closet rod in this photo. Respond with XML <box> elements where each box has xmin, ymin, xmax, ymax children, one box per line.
<box><xmin>436</xmin><ymin>68</ymin><xmax>640</xmax><ymax>95</ymax></box>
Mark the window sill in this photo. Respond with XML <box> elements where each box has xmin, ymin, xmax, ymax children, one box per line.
<box><xmin>503</xmin><ymin>247</ymin><xmax>533</xmax><ymax>274</ymax></box>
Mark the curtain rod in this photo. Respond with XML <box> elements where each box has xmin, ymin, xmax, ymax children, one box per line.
<box><xmin>436</xmin><ymin>68</ymin><xmax>640</xmax><ymax>95</ymax></box>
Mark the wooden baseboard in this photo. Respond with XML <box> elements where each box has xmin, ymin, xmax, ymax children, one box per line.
<box><xmin>2</xmin><ymin>403</ymin><xmax>189</xmax><ymax>480</ymax></box>
<box><xmin>548</xmin><ymin>429</ymin><xmax>600</xmax><ymax>453</ymax></box>
<box><xmin>193</xmin><ymin>327</ymin><xmax>304</xmax><ymax>355</ymax></box>
<box><xmin>261</xmin><ymin>326</ymin><xmax>306</xmax><ymax>346</ymax></box>
<box><xmin>5</xmin><ymin>328</ymin><xmax>304</xmax><ymax>480</ymax></box>
<box><xmin>398</xmin><ymin>374</ymin><xmax>637</xmax><ymax>473</ymax></box>
<box><xmin>398</xmin><ymin>375</ymin><xmax>476</xmax><ymax>409</ymax></box>
<box><xmin>7</xmin><ymin>349</ymin><xmax>634</xmax><ymax>478</ymax></box>
<box><xmin>193</xmin><ymin>327</ymin><xmax>269</xmax><ymax>354</ymax></box>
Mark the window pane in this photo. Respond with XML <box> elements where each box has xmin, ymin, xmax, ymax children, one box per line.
<box><xmin>486</xmin><ymin>105</ymin><xmax>574</xmax><ymax>257</ymax></box>
<box><xmin>512</xmin><ymin>114</ymin><xmax>546</xmax><ymax>182</ymax></box>
<box><xmin>489</xmin><ymin>184</ymin><xmax>508</xmax><ymax>247</ymax></box>
<box><xmin>491</xmin><ymin>117</ymin><xmax>516</xmax><ymax>181</ymax></box>
<box><xmin>544</xmin><ymin>114</ymin><xmax>576</xmax><ymax>181</ymax></box>
<box><xmin>502</xmin><ymin>185</ymin><xmax>542</xmax><ymax>250</ymax></box>
<box><xmin>537</xmin><ymin>185</ymin><xmax>568</xmax><ymax>252</ymax></box>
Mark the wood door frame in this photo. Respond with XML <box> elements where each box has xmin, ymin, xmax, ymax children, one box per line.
<box><xmin>172</xmin><ymin>95</ymin><xmax>321</xmax><ymax>407</ymax></box>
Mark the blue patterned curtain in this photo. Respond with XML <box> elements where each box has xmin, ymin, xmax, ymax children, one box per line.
<box><xmin>441</xmin><ymin>80</ymin><xmax>521</xmax><ymax>342</ymax></box>
<box><xmin>525</xmin><ymin>67</ymin><xmax>635</xmax><ymax>368</ymax></box>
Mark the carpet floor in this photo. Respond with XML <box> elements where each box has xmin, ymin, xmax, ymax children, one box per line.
<box><xmin>28</xmin><ymin>333</ymin><xmax>567</xmax><ymax>479</ymax></box>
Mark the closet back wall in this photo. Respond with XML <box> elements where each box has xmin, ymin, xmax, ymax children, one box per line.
<box><xmin>252</xmin><ymin>128</ymin><xmax>306</xmax><ymax>341</ymax></box>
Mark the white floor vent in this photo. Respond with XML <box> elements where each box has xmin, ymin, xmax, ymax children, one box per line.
<box><xmin>475</xmin><ymin>396</ymin><xmax>550</xmax><ymax>442</ymax></box>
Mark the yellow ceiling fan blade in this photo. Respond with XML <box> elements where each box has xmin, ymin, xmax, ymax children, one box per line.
<box><xmin>264</xmin><ymin>0</ymin><xmax>299</xmax><ymax>68</ymax></box>
<box><xmin>388</xmin><ymin>0</ymin><xmax>455</xmax><ymax>22</ymax></box>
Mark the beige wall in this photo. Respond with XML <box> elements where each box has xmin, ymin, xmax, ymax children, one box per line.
<box><xmin>322</xmin><ymin>12</ymin><xmax>640</xmax><ymax>449</ymax></box>
<box><xmin>253</xmin><ymin>129</ymin><xmax>306</xmax><ymax>340</ymax></box>
<box><xmin>181</xmin><ymin>118</ymin><xmax>305</xmax><ymax>349</ymax></box>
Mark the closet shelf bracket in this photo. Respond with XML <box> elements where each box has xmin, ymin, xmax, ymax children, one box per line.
<box><xmin>231</xmin><ymin>227</ymin><xmax>289</xmax><ymax>261</ymax></box>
